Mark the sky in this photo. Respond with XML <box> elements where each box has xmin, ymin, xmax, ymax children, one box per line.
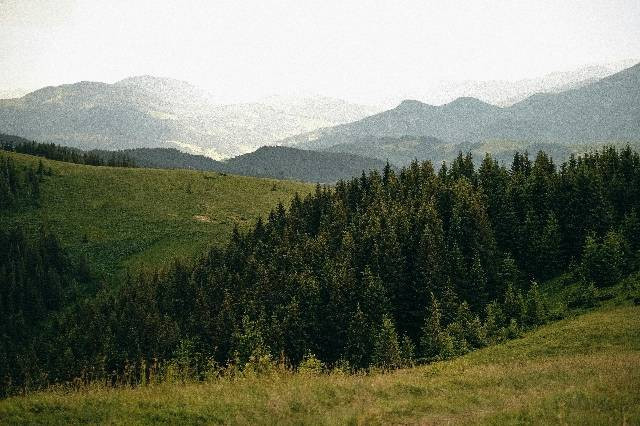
<box><xmin>1</xmin><ymin>0</ymin><xmax>639</xmax><ymax>104</ymax></box>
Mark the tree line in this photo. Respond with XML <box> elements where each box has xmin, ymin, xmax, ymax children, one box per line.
<box><xmin>0</xmin><ymin>136</ymin><xmax>136</xmax><ymax>168</ymax></box>
<box><xmin>1</xmin><ymin>146</ymin><xmax>639</xmax><ymax>396</ymax></box>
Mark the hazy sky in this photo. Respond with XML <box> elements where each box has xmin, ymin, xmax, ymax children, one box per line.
<box><xmin>1</xmin><ymin>0</ymin><xmax>639</xmax><ymax>103</ymax></box>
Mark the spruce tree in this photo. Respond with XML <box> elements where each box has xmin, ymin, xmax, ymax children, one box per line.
<box><xmin>420</xmin><ymin>293</ymin><xmax>442</xmax><ymax>360</ymax></box>
<box><xmin>372</xmin><ymin>314</ymin><xmax>401</xmax><ymax>370</ymax></box>
<box><xmin>344</xmin><ymin>304</ymin><xmax>370</xmax><ymax>369</ymax></box>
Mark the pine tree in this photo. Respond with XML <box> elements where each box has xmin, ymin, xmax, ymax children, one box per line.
<box><xmin>361</xmin><ymin>267</ymin><xmax>389</xmax><ymax>326</ymax></box>
<box><xmin>399</xmin><ymin>334</ymin><xmax>415</xmax><ymax>367</ymax></box>
<box><xmin>503</xmin><ymin>283</ymin><xmax>525</xmax><ymax>325</ymax></box>
<box><xmin>372</xmin><ymin>314</ymin><xmax>401</xmax><ymax>370</ymax></box>
<box><xmin>581</xmin><ymin>230</ymin><xmax>626</xmax><ymax>287</ymax></box>
<box><xmin>344</xmin><ymin>304</ymin><xmax>370</xmax><ymax>369</ymax></box>
<box><xmin>484</xmin><ymin>300</ymin><xmax>506</xmax><ymax>343</ymax></box>
<box><xmin>420</xmin><ymin>293</ymin><xmax>442</xmax><ymax>360</ymax></box>
<box><xmin>496</xmin><ymin>253</ymin><xmax>520</xmax><ymax>298</ymax></box>
<box><xmin>524</xmin><ymin>281</ymin><xmax>547</xmax><ymax>327</ymax></box>
<box><xmin>231</xmin><ymin>315</ymin><xmax>269</xmax><ymax>366</ymax></box>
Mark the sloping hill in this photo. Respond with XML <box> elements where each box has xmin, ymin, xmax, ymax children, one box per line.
<box><xmin>1</xmin><ymin>134</ymin><xmax>389</xmax><ymax>182</ymax></box>
<box><xmin>287</xmin><ymin>62</ymin><xmax>640</xmax><ymax>152</ymax></box>
<box><xmin>95</xmin><ymin>146</ymin><xmax>387</xmax><ymax>183</ymax></box>
<box><xmin>406</xmin><ymin>58</ymin><xmax>637</xmax><ymax>107</ymax></box>
<box><xmin>0</xmin><ymin>151</ymin><xmax>312</xmax><ymax>279</ymax></box>
<box><xmin>223</xmin><ymin>146</ymin><xmax>388</xmax><ymax>182</ymax></box>
<box><xmin>91</xmin><ymin>147</ymin><xmax>224</xmax><ymax>171</ymax></box>
<box><xmin>1</xmin><ymin>299</ymin><xmax>637</xmax><ymax>424</ymax></box>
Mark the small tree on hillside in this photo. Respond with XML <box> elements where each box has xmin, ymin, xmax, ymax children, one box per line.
<box><xmin>581</xmin><ymin>230</ymin><xmax>626</xmax><ymax>287</ymax></box>
<box><xmin>372</xmin><ymin>314</ymin><xmax>401</xmax><ymax>370</ymax></box>
<box><xmin>420</xmin><ymin>293</ymin><xmax>443</xmax><ymax>360</ymax></box>
<box><xmin>524</xmin><ymin>281</ymin><xmax>547</xmax><ymax>327</ymax></box>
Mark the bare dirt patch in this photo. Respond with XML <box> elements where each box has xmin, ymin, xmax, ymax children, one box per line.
<box><xmin>193</xmin><ymin>215</ymin><xmax>212</xmax><ymax>223</ymax></box>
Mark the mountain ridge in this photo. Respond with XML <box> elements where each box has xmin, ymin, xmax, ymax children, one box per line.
<box><xmin>287</xmin><ymin>61</ymin><xmax>640</xmax><ymax>152</ymax></box>
<box><xmin>0</xmin><ymin>76</ymin><xmax>381</xmax><ymax>158</ymax></box>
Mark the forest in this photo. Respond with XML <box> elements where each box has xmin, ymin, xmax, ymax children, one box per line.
<box><xmin>0</xmin><ymin>135</ymin><xmax>136</xmax><ymax>168</ymax></box>
<box><xmin>1</xmin><ymin>146</ymin><xmax>640</xmax><ymax>397</ymax></box>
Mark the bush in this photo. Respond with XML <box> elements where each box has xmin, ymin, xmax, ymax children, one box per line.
<box><xmin>298</xmin><ymin>352</ymin><xmax>324</xmax><ymax>375</ymax></box>
<box><xmin>568</xmin><ymin>282</ymin><xmax>598</xmax><ymax>309</ymax></box>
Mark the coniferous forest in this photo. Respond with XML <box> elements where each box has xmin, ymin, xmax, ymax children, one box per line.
<box><xmin>2</xmin><ymin>146</ymin><xmax>640</xmax><ymax>397</ymax></box>
<box><xmin>1</xmin><ymin>135</ymin><xmax>136</xmax><ymax>168</ymax></box>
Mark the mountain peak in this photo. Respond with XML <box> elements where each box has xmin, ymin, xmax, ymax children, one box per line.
<box><xmin>115</xmin><ymin>75</ymin><xmax>187</xmax><ymax>86</ymax></box>
<box><xmin>443</xmin><ymin>96</ymin><xmax>498</xmax><ymax>110</ymax></box>
<box><xmin>396</xmin><ymin>99</ymin><xmax>429</xmax><ymax>111</ymax></box>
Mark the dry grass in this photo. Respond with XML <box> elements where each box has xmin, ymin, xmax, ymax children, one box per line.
<box><xmin>1</xmin><ymin>304</ymin><xmax>638</xmax><ymax>425</ymax></box>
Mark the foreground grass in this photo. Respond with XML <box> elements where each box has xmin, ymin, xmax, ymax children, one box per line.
<box><xmin>1</xmin><ymin>303</ymin><xmax>637</xmax><ymax>425</ymax></box>
<box><xmin>1</xmin><ymin>152</ymin><xmax>312</xmax><ymax>280</ymax></box>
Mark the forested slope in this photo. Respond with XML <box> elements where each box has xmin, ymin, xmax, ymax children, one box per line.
<box><xmin>0</xmin><ymin>298</ymin><xmax>638</xmax><ymax>424</ymax></box>
<box><xmin>2</xmin><ymin>146</ymin><xmax>639</xmax><ymax>397</ymax></box>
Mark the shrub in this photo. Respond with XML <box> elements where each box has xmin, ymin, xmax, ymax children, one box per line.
<box><xmin>298</xmin><ymin>352</ymin><xmax>324</xmax><ymax>375</ymax></box>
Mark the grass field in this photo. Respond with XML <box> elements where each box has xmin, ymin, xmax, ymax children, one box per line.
<box><xmin>0</xmin><ymin>299</ymin><xmax>637</xmax><ymax>425</ymax></box>
<box><xmin>0</xmin><ymin>152</ymin><xmax>312</xmax><ymax>280</ymax></box>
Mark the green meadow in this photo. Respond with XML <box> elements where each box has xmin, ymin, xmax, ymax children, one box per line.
<box><xmin>0</xmin><ymin>152</ymin><xmax>312</xmax><ymax>280</ymax></box>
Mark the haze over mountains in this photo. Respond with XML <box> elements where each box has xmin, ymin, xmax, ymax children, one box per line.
<box><xmin>0</xmin><ymin>76</ymin><xmax>380</xmax><ymax>159</ymax></box>
<box><xmin>0</xmin><ymin>60</ymin><xmax>638</xmax><ymax>169</ymax></box>
<box><xmin>391</xmin><ymin>58</ymin><xmax>637</xmax><ymax>107</ymax></box>
<box><xmin>286</xmin><ymin>62</ymin><xmax>640</xmax><ymax>164</ymax></box>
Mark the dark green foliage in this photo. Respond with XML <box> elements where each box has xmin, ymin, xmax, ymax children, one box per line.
<box><xmin>0</xmin><ymin>227</ymin><xmax>98</xmax><ymax>396</ymax></box>
<box><xmin>372</xmin><ymin>314</ymin><xmax>402</xmax><ymax>370</ymax></box>
<box><xmin>581</xmin><ymin>231</ymin><xmax>627</xmax><ymax>287</ymax></box>
<box><xmin>0</xmin><ymin>152</ymin><xmax>43</xmax><ymax>209</ymax></box>
<box><xmin>0</xmin><ymin>135</ymin><xmax>135</xmax><ymax>168</ymax></box>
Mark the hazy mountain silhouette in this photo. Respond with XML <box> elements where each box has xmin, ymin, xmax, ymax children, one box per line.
<box><xmin>287</xmin><ymin>62</ymin><xmax>640</xmax><ymax>151</ymax></box>
<box><xmin>0</xmin><ymin>76</ymin><xmax>380</xmax><ymax>158</ymax></box>
<box><xmin>388</xmin><ymin>58</ymin><xmax>637</xmax><ymax>107</ymax></box>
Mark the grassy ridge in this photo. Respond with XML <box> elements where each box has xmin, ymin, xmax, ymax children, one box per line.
<box><xmin>0</xmin><ymin>302</ymin><xmax>637</xmax><ymax>424</ymax></box>
<box><xmin>0</xmin><ymin>152</ymin><xmax>312</xmax><ymax>280</ymax></box>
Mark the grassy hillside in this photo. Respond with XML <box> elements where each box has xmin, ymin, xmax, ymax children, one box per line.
<box><xmin>0</xmin><ymin>151</ymin><xmax>312</xmax><ymax>280</ymax></box>
<box><xmin>0</xmin><ymin>297</ymin><xmax>637</xmax><ymax>424</ymax></box>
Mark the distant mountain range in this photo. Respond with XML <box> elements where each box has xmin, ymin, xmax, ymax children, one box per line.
<box><xmin>0</xmin><ymin>76</ymin><xmax>380</xmax><ymax>159</ymax></box>
<box><xmin>286</xmin><ymin>62</ymin><xmax>640</xmax><ymax>164</ymax></box>
<box><xmin>1</xmin><ymin>60</ymin><xmax>638</xmax><ymax>169</ymax></box>
<box><xmin>387</xmin><ymin>58</ymin><xmax>637</xmax><ymax>107</ymax></box>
